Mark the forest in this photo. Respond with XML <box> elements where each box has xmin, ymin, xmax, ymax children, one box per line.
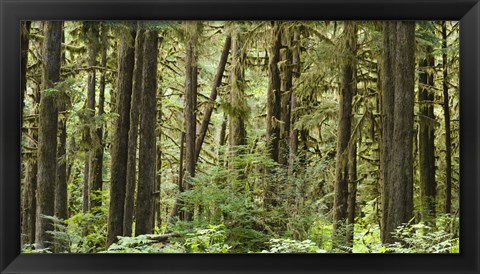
<box><xmin>20</xmin><ymin>21</ymin><xmax>459</xmax><ymax>253</ymax></box>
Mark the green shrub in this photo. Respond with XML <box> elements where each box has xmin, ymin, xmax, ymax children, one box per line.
<box><xmin>387</xmin><ymin>221</ymin><xmax>459</xmax><ymax>253</ymax></box>
<box><xmin>183</xmin><ymin>224</ymin><xmax>231</xmax><ymax>253</ymax></box>
<box><xmin>105</xmin><ymin>234</ymin><xmax>185</xmax><ymax>253</ymax></box>
<box><xmin>262</xmin><ymin>238</ymin><xmax>326</xmax><ymax>253</ymax></box>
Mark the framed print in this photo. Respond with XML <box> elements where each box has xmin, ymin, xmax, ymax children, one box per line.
<box><xmin>1</xmin><ymin>0</ymin><xmax>479</xmax><ymax>273</ymax></box>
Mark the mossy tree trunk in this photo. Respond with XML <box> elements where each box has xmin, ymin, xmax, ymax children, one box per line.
<box><xmin>21</xmin><ymin>20</ymin><xmax>36</xmax><ymax>245</ymax></box>
<box><xmin>124</xmin><ymin>26</ymin><xmax>144</xmax><ymax>236</ymax></box>
<box><xmin>89</xmin><ymin>25</ymin><xmax>108</xmax><ymax>211</ymax></box>
<box><xmin>441</xmin><ymin>22</ymin><xmax>453</xmax><ymax>215</ymax></box>
<box><xmin>35</xmin><ymin>21</ymin><xmax>62</xmax><ymax>250</ymax></box>
<box><xmin>418</xmin><ymin>45</ymin><xmax>436</xmax><ymax>223</ymax></box>
<box><xmin>184</xmin><ymin>23</ymin><xmax>200</xmax><ymax>221</ymax></box>
<box><xmin>380</xmin><ymin>21</ymin><xmax>415</xmax><ymax>244</ymax></box>
<box><xmin>265</xmin><ymin>21</ymin><xmax>282</xmax><ymax>208</ymax></box>
<box><xmin>107</xmin><ymin>26</ymin><xmax>135</xmax><ymax>247</ymax></box>
<box><xmin>135</xmin><ymin>29</ymin><xmax>159</xmax><ymax>235</ymax></box>
<box><xmin>333</xmin><ymin>21</ymin><xmax>357</xmax><ymax>249</ymax></box>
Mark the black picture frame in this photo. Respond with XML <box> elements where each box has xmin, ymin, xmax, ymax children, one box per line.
<box><xmin>1</xmin><ymin>0</ymin><xmax>479</xmax><ymax>273</ymax></box>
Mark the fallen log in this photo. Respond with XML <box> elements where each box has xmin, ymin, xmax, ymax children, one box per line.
<box><xmin>147</xmin><ymin>233</ymin><xmax>179</xmax><ymax>243</ymax></box>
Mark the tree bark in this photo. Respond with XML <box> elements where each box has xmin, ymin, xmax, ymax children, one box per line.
<box><xmin>124</xmin><ymin>27</ymin><xmax>145</xmax><ymax>236</ymax></box>
<box><xmin>20</xmin><ymin>21</ymin><xmax>34</xmax><ymax>245</ymax></box>
<box><xmin>346</xmin><ymin>143</ymin><xmax>357</xmax><ymax>248</ymax></box>
<box><xmin>55</xmin><ymin>106</ymin><xmax>68</xmax><ymax>222</ymax></box>
<box><xmin>442</xmin><ymin>22</ymin><xmax>452</xmax><ymax>215</ymax></box>
<box><xmin>89</xmin><ymin>25</ymin><xmax>107</xmax><ymax>211</ymax></box>
<box><xmin>54</xmin><ymin>100</ymin><xmax>68</xmax><ymax>252</ymax></box>
<box><xmin>289</xmin><ymin>29</ymin><xmax>305</xmax><ymax>206</ymax></box>
<box><xmin>219</xmin><ymin>115</ymin><xmax>227</xmax><ymax>147</ymax></box>
<box><xmin>184</xmin><ymin>24</ymin><xmax>198</xmax><ymax>221</ymax></box>
<box><xmin>333</xmin><ymin>21</ymin><xmax>356</xmax><ymax>249</ymax></box>
<box><xmin>83</xmin><ymin>22</ymin><xmax>99</xmax><ymax>213</ymax></box>
<box><xmin>35</xmin><ymin>21</ymin><xmax>62</xmax><ymax>250</ymax></box>
<box><xmin>279</xmin><ymin>29</ymin><xmax>293</xmax><ymax>167</ymax></box>
<box><xmin>380</xmin><ymin>21</ymin><xmax>415</xmax><ymax>244</ymax></box>
<box><xmin>171</xmin><ymin>132</ymin><xmax>185</xmax><ymax>220</ymax></box>
<box><xmin>154</xmin><ymin>102</ymin><xmax>163</xmax><ymax>227</ymax></box>
<box><xmin>266</xmin><ymin>22</ymin><xmax>282</xmax><ymax>164</ymax></box>
<box><xmin>21</xmin><ymin>21</ymin><xmax>31</xmax><ymax>122</ymax></box>
<box><xmin>195</xmin><ymin>35</ymin><xmax>231</xmax><ymax>162</ymax></box>
<box><xmin>229</xmin><ymin>30</ymin><xmax>247</xmax><ymax>149</ymax></box>
<box><xmin>107</xmin><ymin>27</ymin><xmax>135</xmax><ymax>247</ymax></box>
<box><xmin>418</xmin><ymin>45</ymin><xmax>436</xmax><ymax>223</ymax></box>
<box><xmin>265</xmin><ymin>22</ymin><xmax>282</xmax><ymax>208</ymax></box>
<box><xmin>135</xmin><ymin>30</ymin><xmax>159</xmax><ymax>235</ymax></box>
<box><xmin>22</xmin><ymin>85</ymin><xmax>39</xmax><ymax>245</ymax></box>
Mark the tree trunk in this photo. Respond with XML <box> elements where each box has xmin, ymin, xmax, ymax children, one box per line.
<box><xmin>22</xmin><ymin>85</ymin><xmax>39</xmax><ymax>246</ymax></box>
<box><xmin>346</xmin><ymin>143</ymin><xmax>357</xmax><ymax>248</ymax></box>
<box><xmin>20</xmin><ymin>20</ymin><xmax>34</xmax><ymax>245</ymax></box>
<box><xmin>380</xmin><ymin>21</ymin><xmax>415</xmax><ymax>244</ymax></box>
<box><xmin>107</xmin><ymin>27</ymin><xmax>135</xmax><ymax>247</ymax></box>
<box><xmin>171</xmin><ymin>132</ymin><xmax>185</xmax><ymax>220</ymax></box>
<box><xmin>279</xmin><ymin>29</ymin><xmax>293</xmax><ymax>167</ymax></box>
<box><xmin>89</xmin><ymin>25</ymin><xmax>108</xmax><ymax>211</ymax></box>
<box><xmin>229</xmin><ymin>30</ymin><xmax>247</xmax><ymax>149</ymax></box>
<box><xmin>265</xmin><ymin>22</ymin><xmax>282</xmax><ymax>208</ymax></box>
<box><xmin>35</xmin><ymin>21</ymin><xmax>62</xmax><ymax>250</ymax></box>
<box><xmin>22</xmin><ymin>156</ymin><xmax>37</xmax><ymax>245</ymax></box>
<box><xmin>442</xmin><ymin>22</ymin><xmax>452</xmax><ymax>215</ymax></box>
<box><xmin>333</xmin><ymin>21</ymin><xmax>356</xmax><ymax>249</ymax></box>
<box><xmin>83</xmin><ymin>22</ymin><xmax>99</xmax><ymax>213</ymax></box>
<box><xmin>21</xmin><ymin>21</ymin><xmax>31</xmax><ymax>122</ymax></box>
<box><xmin>124</xmin><ymin>27</ymin><xmax>145</xmax><ymax>236</ymax></box>
<box><xmin>418</xmin><ymin>45</ymin><xmax>436</xmax><ymax>223</ymax></box>
<box><xmin>184</xmin><ymin>25</ymin><xmax>198</xmax><ymax>221</ymax></box>
<box><xmin>135</xmin><ymin>30</ymin><xmax>159</xmax><ymax>235</ymax></box>
<box><xmin>155</xmin><ymin>102</ymin><xmax>163</xmax><ymax>228</ymax></box>
<box><xmin>289</xmin><ymin>29</ymin><xmax>305</xmax><ymax>206</ymax></box>
<box><xmin>55</xmin><ymin>107</ymin><xmax>67</xmax><ymax>221</ymax></box>
<box><xmin>266</xmin><ymin>22</ymin><xmax>282</xmax><ymax>164</ymax></box>
<box><xmin>54</xmin><ymin>101</ymin><xmax>68</xmax><ymax>252</ymax></box>
<box><xmin>195</xmin><ymin>35</ymin><xmax>231</xmax><ymax>162</ymax></box>
<box><xmin>218</xmin><ymin>114</ymin><xmax>228</xmax><ymax>167</ymax></box>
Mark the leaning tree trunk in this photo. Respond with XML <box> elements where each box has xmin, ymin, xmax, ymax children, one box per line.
<box><xmin>333</xmin><ymin>21</ymin><xmax>356</xmax><ymax>250</ymax></box>
<box><xmin>195</xmin><ymin>35</ymin><xmax>231</xmax><ymax>163</ymax></box>
<box><xmin>35</xmin><ymin>21</ymin><xmax>62</xmax><ymax>250</ymax></box>
<box><xmin>135</xmin><ymin>29</ymin><xmax>159</xmax><ymax>235</ymax></box>
<box><xmin>418</xmin><ymin>45</ymin><xmax>436</xmax><ymax>223</ymax></box>
<box><xmin>441</xmin><ymin>22</ymin><xmax>453</xmax><ymax>215</ymax></box>
<box><xmin>107</xmin><ymin>27</ymin><xmax>135</xmax><ymax>247</ymax></box>
<box><xmin>380</xmin><ymin>21</ymin><xmax>415</xmax><ymax>244</ymax></box>
<box><xmin>124</xmin><ymin>27</ymin><xmax>144</xmax><ymax>236</ymax></box>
